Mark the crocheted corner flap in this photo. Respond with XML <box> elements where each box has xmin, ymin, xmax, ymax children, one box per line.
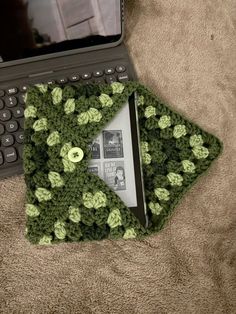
<box><xmin>23</xmin><ymin>82</ymin><xmax>222</xmax><ymax>245</ymax></box>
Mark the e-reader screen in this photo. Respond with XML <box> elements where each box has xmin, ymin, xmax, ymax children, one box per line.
<box><xmin>88</xmin><ymin>95</ymin><xmax>147</xmax><ymax>227</ymax></box>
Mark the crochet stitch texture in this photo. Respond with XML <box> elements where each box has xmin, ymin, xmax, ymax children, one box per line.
<box><xmin>23</xmin><ymin>82</ymin><xmax>222</xmax><ymax>245</ymax></box>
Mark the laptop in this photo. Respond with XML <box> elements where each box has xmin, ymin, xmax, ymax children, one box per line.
<box><xmin>0</xmin><ymin>0</ymin><xmax>147</xmax><ymax>226</ymax></box>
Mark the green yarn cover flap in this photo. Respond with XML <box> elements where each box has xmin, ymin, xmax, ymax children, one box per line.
<box><xmin>23</xmin><ymin>82</ymin><xmax>222</xmax><ymax>245</ymax></box>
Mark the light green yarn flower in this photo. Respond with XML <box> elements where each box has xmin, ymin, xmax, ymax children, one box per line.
<box><xmin>138</xmin><ymin>95</ymin><xmax>145</xmax><ymax>106</ymax></box>
<box><xmin>123</xmin><ymin>228</ymin><xmax>137</xmax><ymax>240</ymax></box>
<box><xmin>190</xmin><ymin>134</ymin><xmax>204</xmax><ymax>147</ymax></box>
<box><xmin>78</xmin><ymin>108</ymin><xmax>102</xmax><ymax>124</ymax></box>
<box><xmin>88</xmin><ymin>108</ymin><xmax>102</xmax><ymax>122</ymax></box>
<box><xmin>33</xmin><ymin>118</ymin><xmax>48</xmax><ymax>131</ymax></box>
<box><xmin>111</xmin><ymin>82</ymin><xmax>125</xmax><ymax>94</ymax></box>
<box><xmin>142</xmin><ymin>153</ymin><xmax>152</xmax><ymax>165</ymax></box>
<box><xmin>69</xmin><ymin>206</ymin><xmax>81</xmax><ymax>223</ymax></box>
<box><xmin>48</xmin><ymin>171</ymin><xmax>64</xmax><ymax>188</ymax></box>
<box><xmin>83</xmin><ymin>191</ymin><xmax>107</xmax><ymax>209</ymax></box>
<box><xmin>182</xmin><ymin>160</ymin><xmax>196</xmax><ymax>173</ymax></box>
<box><xmin>154</xmin><ymin>188</ymin><xmax>170</xmax><ymax>201</ymax></box>
<box><xmin>54</xmin><ymin>221</ymin><xmax>66</xmax><ymax>240</ymax></box>
<box><xmin>83</xmin><ymin>192</ymin><xmax>94</xmax><ymax>209</ymax></box>
<box><xmin>60</xmin><ymin>142</ymin><xmax>72</xmax><ymax>158</ymax></box>
<box><xmin>47</xmin><ymin>131</ymin><xmax>60</xmax><ymax>146</ymax></box>
<box><xmin>93</xmin><ymin>191</ymin><xmax>107</xmax><ymax>209</ymax></box>
<box><xmin>77</xmin><ymin>112</ymin><xmax>89</xmax><ymax>125</ymax></box>
<box><xmin>51</xmin><ymin>87</ymin><xmax>62</xmax><ymax>105</ymax></box>
<box><xmin>99</xmin><ymin>94</ymin><xmax>113</xmax><ymax>107</ymax></box>
<box><xmin>173</xmin><ymin>125</ymin><xmax>187</xmax><ymax>139</ymax></box>
<box><xmin>24</xmin><ymin>106</ymin><xmax>37</xmax><ymax>119</ymax></box>
<box><xmin>35</xmin><ymin>188</ymin><xmax>52</xmax><ymax>202</ymax></box>
<box><xmin>192</xmin><ymin>146</ymin><xmax>209</xmax><ymax>159</ymax></box>
<box><xmin>39</xmin><ymin>235</ymin><xmax>52</xmax><ymax>245</ymax></box>
<box><xmin>167</xmin><ymin>172</ymin><xmax>183</xmax><ymax>186</ymax></box>
<box><xmin>35</xmin><ymin>84</ymin><xmax>48</xmax><ymax>93</ymax></box>
<box><xmin>141</xmin><ymin>141</ymin><xmax>149</xmax><ymax>153</ymax></box>
<box><xmin>144</xmin><ymin>106</ymin><xmax>156</xmax><ymax>119</ymax></box>
<box><xmin>64</xmin><ymin>98</ymin><xmax>75</xmax><ymax>114</ymax></box>
<box><xmin>62</xmin><ymin>158</ymin><xmax>76</xmax><ymax>173</ymax></box>
<box><xmin>60</xmin><ymin>143</ymin><xmax>76</xmax><ymax>172</ymax></box>
<box><xmin>141</xmin><ymin>142</ymin><xmax>151</xmax><ymax>164</ymax></box>
<box><xmin>24</xmin><ymin>93</ymin><xmax>28</xmax><ymax>103</ymax></box>
<box><xmin>107</xmin><ymin>208</ymin><xmax>122</xmax><ymax>228</ymax></box>
<box><xmin>158</xmin><ymin>115</ymin><xmax>171</xmax><ymax>129</ymax></box>
<box><xmin>149</xmin><ymin>202</ymin><xmax>163</xmax><ymax>215</ymax></box>
<box><xmin>26</xmin><ymin>204</ymin><xmax>40</xmax><ymax>217</ymax></box>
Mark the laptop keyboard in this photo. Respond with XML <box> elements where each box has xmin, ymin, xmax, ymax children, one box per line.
<box><xmin>0</xmin><ymin>64</ymin><xmax>129</xmax><ymax>178</ymax></box>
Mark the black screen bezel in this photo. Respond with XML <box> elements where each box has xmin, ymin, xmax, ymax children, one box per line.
<box><xmin>128</xmin><ymin>94</ymin><xmax>147</xmax><ymax>227</ymax></box>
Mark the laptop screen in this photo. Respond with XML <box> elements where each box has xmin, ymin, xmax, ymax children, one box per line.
<box><xmin>0</xmin><ymin>0</ymin><xmax>122</xmax><ymax>63</ymax></box>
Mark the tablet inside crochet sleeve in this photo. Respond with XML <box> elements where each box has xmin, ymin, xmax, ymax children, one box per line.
<box><xmin>23</xmin><ymin>82</ymin><xmax>222</xmax><ymax>244</ymax></box>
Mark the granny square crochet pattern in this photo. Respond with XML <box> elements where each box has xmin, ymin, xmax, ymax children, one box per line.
<box><xmin>23</xmin><ymin>82</ymin><xmax>222</xmax><ymax>245</ymax></box>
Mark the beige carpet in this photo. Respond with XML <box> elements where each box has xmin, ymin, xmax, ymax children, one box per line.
<box><xmin>1</xmin><ymin>0</ymin><xmax>236</xmax><ymax>313</ymax></box>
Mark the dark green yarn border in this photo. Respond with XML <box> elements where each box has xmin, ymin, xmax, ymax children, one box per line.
<box><xmin>23</xmin><ymin>82</ymin><xmax>222</xmax><ymax>244</ymax></box>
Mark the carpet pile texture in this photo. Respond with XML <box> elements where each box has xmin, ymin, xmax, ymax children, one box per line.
<box><xmin>0</xmin><ymin>0</ymin><xmax>235</xmax><ymax>312</ymax></box>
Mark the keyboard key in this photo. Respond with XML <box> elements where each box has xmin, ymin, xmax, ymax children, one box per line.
<box><xmin>116</xmin><ymin>65</ymin><xmax>126</xmax><ymax>73</ymax></box>
<box><xmin>2</xmin><ymin>134</ymin><xmax>14</xmax><ymax>147</ymax></box>
<box><xmin>6</xmin><ymin>87</ymin><xmax>18</xmax><ymax>95</ymax></box>
<box><xmin>118</xmin><ymin>73</ymin><xmax>129</xmax><ymax>82</ymax></box>
<box><xmin>15</xmin><ymin>131</ymin><xmax>24</xmax><ymax>144</ymax></box>
<box><xmin>93</xmin><ymin>70</ymin><xmax>103</xmax><ymax>77</ymax></box>
<box><xmin>18</xmin><ymin>94</ymin><xmax>26</xmax><ymax>105</ymax></box>
<box><xmin>69</xmin><ymin>75</ymin><xmax>80</xmax><ymax>82</ymax></box>
<box><xmin>0</xmin><ymin>99</ymin><xmax>4</xmax><ymax>110</ymax></box>
<box><xmin>20</xmin><ymin>85</ymin><xmax>28</xmax><ymax>92</ymax></box>
<box><xmin>94</xmin><ymin>78</ymin><xmax>105</xmax><ymax>84</ymax></box>
<box><xmin>5</xmin><ymin>96</ymin><xmax>17</xmax><ymax>108</ymax></box>
<box><xmin>106</xmin><ymin>75</ymin><xmax>117</xmax><ymax>84</ymax></box>
<box><xmin>4</xmin><ymin>147</ymin><xmax>17</xmax><ymax>163</ymax></box>
<box><xmin>81</xmin><ymin>73</ymin><xmax>92</xmax><ymax>80</ymax></box>
<box><xmin>18</xmin><ymin>145</ymin><xmax>23</xmax><ymax>159</ymax></box>
<box><xmin>0</xmin><ymin>124</ymin><xmax>4</xmax><ymax>135</ymax></box>
<box><xmin>0</xmin><ymin>151</ymin><xmax>3</xmax><ymax>165</ymax></box>
<box><xmin>6</xmin><ymin>120</ymin><xmax>18</xmax><ymax>133</ymax></box>
<box><xmin>105</xmin><ymin>68</ymin><xmax>115</xmax><ymax>75</ymax></box>
<box><xmin>0</xmin><ymin>90</ymin><xmax>5</xmax><ymax>97</ymax></box>
<box><xmin>0</xmin><ymin>109</ymin><xmax>11</xmax><ymax>121</ymax></box>
<box><xmin>57</xmin><ymin>78</ymin><xmax>68</xmax><ymax>84</ymax></box>
<box><xmin>19</xmin><ymin>118</ymin><xmax>24</xmax><ymax>129</ymax></box>
<box><xmin>12</xmin><ymin>107</ymin><xmax>24</xmax><ymax>118</ymax></box>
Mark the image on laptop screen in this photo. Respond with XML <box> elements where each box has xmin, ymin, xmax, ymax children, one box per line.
<box><xmin>0</xmin><ymin>0</ymin><xmax>122</xmax><ymax>63</ymax></box>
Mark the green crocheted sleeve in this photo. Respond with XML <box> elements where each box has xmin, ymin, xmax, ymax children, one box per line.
<box><xmin>23</xmin><ymin>82</ymin><xmax>222</xmax><ymax>244</ymax></box>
